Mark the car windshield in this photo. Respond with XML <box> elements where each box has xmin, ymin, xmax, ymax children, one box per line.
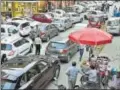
<box><xmin>107</xmin><ymin>20</ymin><xmax>119</xmax><ymax>26</ymax></box>
<box><xmin>89</xmin><ymin>17</ymin><xmax>100</xmax><ymax>22</ymax></box>
<box><xmin>1</xmin><ymin>73</ymin><xmax>17</xmax><ymax>90</ymax></box>
<box><xmin>1</xmin><ymin>44</ymin><xmax>12</xmax><ymax>50</ymax></box>
<box><xmin>9</xmin><ymin>22</ymin><xmax>19</xmax><ymax>27</ymax></box>
<box><xmin>8</xmin><ymin>27</ymin><xmax>18</xmax><ymax>34</ymax></box>
<box><xmin>50</xmin><ymin>42</ymin><xmax>67</xmax><ymax>49</ymax></box>
<box><xmin>53</xmin><ymin>19</ymin><xmax>63</xmax><ymax>23</ymax></box>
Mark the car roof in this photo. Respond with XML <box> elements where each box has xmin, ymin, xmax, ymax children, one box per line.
<box><xmin>30</xmin><ymin>21</ymin><xmax>41</xmax><ymax>27</ymax></box>
<box><xmin>1</xmin><ymin>24</ymin><xmax>16</xmax><ymax>29</ymax></box>
<box><xmin>1</xmin><ymin>34</ymin><xmax>22</xmax><ymax>44</ymax></box>
<box><xmin>10</xmin><ymin>20</ymin><xmax>28</xmax><ymax>24</ymax></box>
<box><xmin>108</xmin><ymin>17</ymin><xmax>120</xmax><ymax>21</ymax></box>
<box><xmin>51</xmin><ymin>37</ymin><xmax>69</xmax><ymax>43</ymax></box>
<box><xmin>67</xmin><ymin>12</ymin><xmax>77</xmax><ymax>14</ymax></box>
<box><xmin>55</xmin><ymin>17</ymin><xmax>69</xmax><ymax>20</ymax></box>
<box><xmin>1</xmin><ymin>55</ymin><xmax>49</xmax><ymax>77</ymax></box>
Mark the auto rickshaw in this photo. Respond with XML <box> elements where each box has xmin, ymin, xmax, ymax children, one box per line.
<box><xmin>87</xmin><ymin>15</ymin><xmax>105</xmax><ymax>29</ymax></box>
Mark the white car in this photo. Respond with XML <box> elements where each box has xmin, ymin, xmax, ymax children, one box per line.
<box><xmin>1</xmin><ymin>35</ymin><xmax>33</xmax><ymax>63</ymax></box>
<box><xmin>84</xmin><ymin>10</ymin><xmax>108</xmax><ymax>20</ymax></box>
<box><xmin>53</xmin><ymin>9</ymin><xmax>66</xmax><ymax>17</ymax></box>
<box><xmin>7</xmin><ymin>20</ymin><xmax>31</xmax><ymax>36</ymax></box>
<box><xmin>46</xmin><ymin>12</ymin><xmax>60</xmax><ymax>19</ymax></box>
<box><xmin>1</xmin><ymin>24</ymin><xmax>19</xmax><ymax>39</ymax></box>
<box><xmin>52</xmin><ymin>17</ymin><xmax>73</xmax><ymax>31</ymax></box>
<box><xmin>73</xmin><ymin>4</ymin><xmax>85</xmax><ymax>13</ymax></box>
<box><xmin>65</xmin><ymin>12</ymin><xmax>83</xmax><ymax>24</ymax></box>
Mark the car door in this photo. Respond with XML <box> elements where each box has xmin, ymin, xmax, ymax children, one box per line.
<box><xmin>51</xmin><ymin>24</ymin><xmax>58</xmax><ymax>36</ymax></box>
<box><xmin>48</xmin><ymin>25</ymin><xmax>55</xmax><ymax>37</ymax></box>
<box><xmin>13</xmin><ymin>39</ymin><xmax>30</xmax><ymax>55</ymax></box>
<box><xmin>64</xmin><ymin>19</ymin><xmax>68</xmax><ymax>28</ymax></box>
<box><xmin>31</xmin><ymin>61</ymin><xmax>54</xmax><ymax>89</ymax></box>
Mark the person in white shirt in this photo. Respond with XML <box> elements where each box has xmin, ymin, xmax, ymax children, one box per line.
<box><xmin>34</xmin><ymin>35</ymin><xmax>42</xmax><ymax>55</ymax></box>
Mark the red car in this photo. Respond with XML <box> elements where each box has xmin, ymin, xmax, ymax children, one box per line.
<box><xmin>32</xmin><ymin>13</ymin><xmax>52</xmax><ymax>23</ymax></box>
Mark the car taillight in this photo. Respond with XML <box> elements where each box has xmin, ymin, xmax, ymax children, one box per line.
<box><xmin>60</xmin><ymin>49</ymin><xmax>68</xmax><ymax>54</ymax></box>
<box><xmin>8</xmin><ymin>50</ymin><xmax>15</xmax><ymax>56</ymax></box>
<box><xmin>40</xmin><ymin>32</ymin><xmax>45</xmax><ymax>36</ymax></box>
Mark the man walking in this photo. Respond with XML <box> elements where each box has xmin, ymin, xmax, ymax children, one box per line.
<box><xmin>34</xmin><ymin>35</ymin><xmax>42</xmax><ymax>55</ymax></box>
<box><xmin>66</xmin><ymin>61</ymin><xmax>81</xmax><ymax>89</ymax></box>
<box><xmin>79</xmin><ymin>44</ymin><xmax>84</xmax><ymax>61</ymax></box>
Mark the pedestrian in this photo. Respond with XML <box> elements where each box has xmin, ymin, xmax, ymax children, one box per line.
<box><xmin>34</xmin><ymin>35</ymin><xmax>42</xmax><ymax>55</ymax></box>
<box><xmin>66</xmin><ymin>61</ymin><xmax>82</xmax><ymax>89</ymax></box>
<box><xmin>89</xmin><ymin>46</ymin><xmax>94</xmax><ymax>61</ymax></box>
<box><xmin>113</xmin><ymin>6</ymin><xmax>117</xmax><ymax>17</ymax></box>
<box><xmin>79</xmin><ymin>44</ymin><xmax>84</xmax><ymax>61</ymax></box>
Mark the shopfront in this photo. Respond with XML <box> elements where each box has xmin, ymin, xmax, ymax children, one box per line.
<box><xmin>1</xmin><ymin>0</ymin><xmax>46</xmax><ymax>18</ymax></box>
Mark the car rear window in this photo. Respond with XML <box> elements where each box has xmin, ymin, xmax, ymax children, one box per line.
<box><xmin>39</xmin><ymin>25</ymin><xmax>46</xmax><ymax>31</ymax></box>
<box><xmin>49</xmin><ymin>42</ymin><xmax>67</xmax><ymax>49</ymax></box>
<box><xmin>21</xmin><ymin>22</ymin><xmax>29</xmax><ymax>28</ymax></box>
<box><xmin>8</xmin><ymin>27</ymin><xmax>18</xmax><ymax>34</ymax></box>
<box><xmin>107</xmin><ymin>21</ymin><xmax>119</xmax><ymax>26</ymax></box>
<box><xmin>1</xmin><ymin>44</ymin><xmax>12</xmax><ymax>50</ymax></box>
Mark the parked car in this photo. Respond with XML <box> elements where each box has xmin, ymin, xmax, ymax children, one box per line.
<box><xmin>65</xmin><ymin>12</ymin><xmax>83</xmax><ymax>24</ymax></box>
<box><xmin>52</xmin><ymin>17</ymin><xmax>73</xmax><ymax>32</ymax></box>
<box><xmin>1</xmin><ymin>55</ymin><xmax>60</xmax><ymax>90</ymax></box>
<box><xmin>106</xmin><ymin>17</ymin><xmax>120</xmax><ymax>35</ymax></box>
<box><xmin>32</xmin><ymin>13</ymin><xmax>52</xmax><ymax>23</ymax></box>
<box><xmin>1</xmin><ymin>35</ymin><xmax>33</xmax><ymax>64</ymax></box>
<box><xmin>73</xmin><ymin>4</ymin><xmax>86</xmax><ymax>13</ymax></box>
<box><xmin>84</xmin><ymin>10</ymin><xmax>108</xmax><ymax>20</ymax></box>
<box><xmin>45</xmin><ymin>38</ymin><xmax>79</xmax><ymax>63</ymax></box>
<box><xmin>46</xmin><ymin>12</ymin><xmax>60</xmax><ymax>19</ymax></box>
<box><xmin>1</xmin><ymin>24</ymin><xmax>19</xmax><ymax>39</ymax></box>
<box><xmin>39</xmin><ymin>23</ymin><xmax>59</xmax><ymax>42</ymax></box>
<box><xmin>52</xmin><ymin>9</ymin><xmax>66</xmax><ymax>17</ymax></box>
<box><xmin>7</xmin><ymin>20</ymin><xmax>31</xmax><ymax>36</ymax></box>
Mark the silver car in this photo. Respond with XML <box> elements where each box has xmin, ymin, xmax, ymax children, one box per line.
<box><xmin>45</xmin><ymin>38</ymin><xmax>79</xmax><ymax>63</ymax></box>
<box><xmin>52</xmin><ymin>17</ymin><xmax>73</xmax><ymax>32</ymax></box>
<box><xmin>39</xmin><ymin>23</ymin><xmax>59</xmax><ymax>42</ymax></box>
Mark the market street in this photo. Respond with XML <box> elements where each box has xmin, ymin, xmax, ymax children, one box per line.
<box><xmin>27</xmin><ymin>19</ymin><xmax>120</xmax><ymax>89</ymax></box>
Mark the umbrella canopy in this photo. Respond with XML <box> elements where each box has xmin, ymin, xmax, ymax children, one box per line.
<box><xmin>69</xmin><ymin>28</ymin><xmax>113</xmax><ymax>45</ymax></box>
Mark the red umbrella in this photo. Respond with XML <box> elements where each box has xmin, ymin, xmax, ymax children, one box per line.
<box><xmin>69</xmin><ymin>28</ymin><xmax>113</xmax><ymax>45</ymax></box>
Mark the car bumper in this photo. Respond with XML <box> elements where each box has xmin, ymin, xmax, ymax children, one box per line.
<box><xmin>107</xmin><ymin>29</ymin><xmax>120</xmax><ymax>34</ymax></box>
<box><xmin>45</xmin><ymin>52</ymin><xmax>68</xmax><ymax>61</ymax></box>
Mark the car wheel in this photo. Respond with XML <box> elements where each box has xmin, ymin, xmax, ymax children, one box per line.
<box><xmin>53</xmin><ymin>65</ymin><xmax>60</xmax><ymax>80</ymax></box>
<box><xmin>66</xmin><ymin>55</ymin><xmax>70</xmax><ymax>63</ymax></box>
<box><xmin>29</xmin><ymin>44</ymin><xmax>33</xmax><ymax>53</ymax></box>
<box><xmin>46</xmin><ymin>36</ymin><xmax>50</xmax><ymax>42</ymax></box>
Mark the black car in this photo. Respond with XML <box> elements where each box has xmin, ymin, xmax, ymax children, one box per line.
<box><xmin>1</xmin><ymin>55</ymin><xmax>60</xmax><ymax>90</ymax></box>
